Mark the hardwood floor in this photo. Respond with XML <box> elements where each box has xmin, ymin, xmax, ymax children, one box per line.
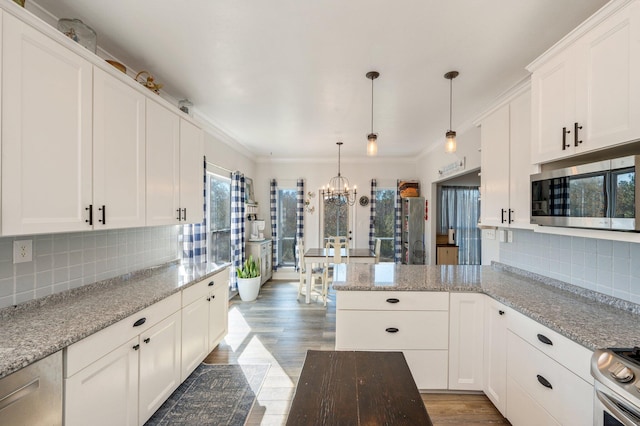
<box><xmin>205</xmin><ymin>280</ymin><xmax>510</xmax><ymax>425</ymax></box>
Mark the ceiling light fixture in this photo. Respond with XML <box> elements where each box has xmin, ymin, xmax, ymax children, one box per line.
<box><xmin>366</xmin><ymin>71</ymin><xmax>380</xmax><ymax>156</ymax></box>
<box><xmin>321</xmin><ymin>142</ymin><xmax>357</xmax><ymax>206</ymax></box>
<box><xmin>444</xmin><ymin>70</ymin><xmax>459</xmax><ymax>154</ymax></box>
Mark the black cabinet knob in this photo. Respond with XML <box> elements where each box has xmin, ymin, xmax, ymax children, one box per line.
<box><xmin>537</xmin><ymin>374</ymin><xmax>553</xmax><ymax>389</ymax></box>
<box><xmin>385</xmin><ymin>327</ymin><xmax>399</xmax><ymax>333</ymax></box>
<box><xmin>143</xmin><ymin>338</ymin><xmax>151</xmax><ymax>344</ymax></box>
<box><xmin>386</xmin><ymin>298</ymin><xmax>400</xmax><ymax>304</ymax></box>
<box><xmin>133</xmin><ymin>344</ymin><xmax>140</xmax><ymax>351</ymax></box>
<box><xmin>498</xmin><ymin>310</ymin><xmax>505</xmax><ymax>315</ymax></box>
<box><xmin>133</xmin><ymin>318</ymin><xmax>146</xmax><ymax>327</ymax></box>
<box><xmin>537</xmin><ymin>334</ymin><xmax>553</xmax><ymax>346</ymax></box>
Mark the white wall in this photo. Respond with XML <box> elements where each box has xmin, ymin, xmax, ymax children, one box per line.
<box><xmin>203</xmin><ymin>132</ymin><xmax>256</xmax><ymax>178</ymax></box>
<box><xmin>255</xmin><ymin>158</ymin><xmax>417</xmax><ymax>250</ymax></box>
<box><xmin>415</xmin><ymin>126</ymin><xmax>482</xmax><ymax>264</ymax></box>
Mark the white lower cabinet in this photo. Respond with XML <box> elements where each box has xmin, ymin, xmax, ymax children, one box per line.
<box><xmin>181</xmin><ymin>268</ymin><xmax>229</xmax><ymax>381</ymax></box>
<box><xmin>506</xmin><ymin>310</ymin><xmax>593</xmax><ymax>426</ymax></box>
<box><xmin>483</xmin><ymin>298</ymin><xmax>508</xmax><ymax>416</ymax></box>
<box><xmin>449</xmin><ymin>293</ymin><xmax>484</xmax><ymax>391</ymax></box>
<box><xmin>64</xmin><ymin>293</ymin><xmax>182</xmax><ymax>426</ymax></box>
<box><xmin>335</xmin><ymin>291</ymin><xmax>449</xmax><ymax>389</ymax></box>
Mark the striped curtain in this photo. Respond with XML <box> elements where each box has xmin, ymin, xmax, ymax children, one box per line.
<box><xmin>394</xmin><ymin>180</ymin><xmax>402</xmax><ymax>263</ymax></box>
<box><xmin>439</xmin><ymin>186</ymin><xmax>481</xmax><ymax>265</ymax></box>
<box><xmin>231</xmin><ymin>172</ymin><xmax>246</xmax><ymax>289</ymax></box>
<box><xmin>295</xmin><ymin>179</ymin><xmax>305</xmax><ymax>270</ymax></box>
<box><xmin>182</xmin><ymin>157</ymin><xmax>207</xmax><ymax>263</ymax></box>
<box><xmin>270</xmin><ymin>179</ymin><xmax>279</xmax><ymax>271</ymax></box>
<box><xmin>369</xmin><ymin>179</ymin><xmax>377</xmax><ymax>252</ymax></box>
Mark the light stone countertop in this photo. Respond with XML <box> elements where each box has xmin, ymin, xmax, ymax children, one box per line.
<box><xmin>332</xmin><ymin>262</ymin><xmax>640</xmax><ymax>351</ymax></box>
<box><xmin>0</xmin><ymin>261</ymin><xmax>228</xmax><ymax>379</ymax></box>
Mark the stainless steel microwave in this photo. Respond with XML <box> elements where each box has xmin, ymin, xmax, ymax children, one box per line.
<box><xmin>530</xmin><ymin>155</ymin><xmax>639</xmax><ymax>231</ymax></box>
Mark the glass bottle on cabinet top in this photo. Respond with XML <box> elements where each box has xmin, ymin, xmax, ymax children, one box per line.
<box><xmin>401</xmin><ymin>197</ymin><xmax>425</xmax><ymax>265</ymax></box>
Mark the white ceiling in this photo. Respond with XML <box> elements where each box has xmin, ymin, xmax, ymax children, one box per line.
<box><xmin>32</xmin><ymin>0</ymin><xmax>609</xmax><ymax>160</ymax></box>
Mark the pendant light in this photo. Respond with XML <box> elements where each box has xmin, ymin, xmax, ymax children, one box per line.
<box><xmin>444</xmin><ymin>71</ymin><xmax>459</xmax><ymax>153</ymax></box>
<box><xmin>366</xmin><ymin>71</ymin><xmax>380</xmax><ymax>156</ymax></box>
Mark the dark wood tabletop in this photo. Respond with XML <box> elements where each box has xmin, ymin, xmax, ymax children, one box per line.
<box><xmin>287</xmin><ymin>350</ymin><xmax>433</xmax><ymax>425</ymax></box>
<box><xmin>304</xmin><ymin>248</ymin><xmax>375</xmax><ymax>258</ymax></box>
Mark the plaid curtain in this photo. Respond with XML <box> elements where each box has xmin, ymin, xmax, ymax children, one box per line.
<box><xmin>231</xmin><ymin>172</ymin><xmax>246</xmax><ymax>289</ymax></box>
<box><xmin>295</xmin><ymin>179</ymin><xmax>305</xmax><ymax>270</ymax></box>
<box><xmin>394</xmin><ymin>179</ymin><xmax>402</xmax><ymax>263</ymax></box>
<box><xmin>270</xmin><ymin>179</ymin><xmax>278</xmax><ymax>271</ymax></box>
<box><xmin>369</xmin><ymin>179</ymin><xmax>377</xmax><ymax>252</ymax></box>
<box><xmin>182</xmin><ymin>157</ymin><xmax>207</xmax><ymax>263</ymax></box>
<box><xmin>550</xmin><ymin>177</ymin><xmax>570</xmax><ymax>216</ymax></box>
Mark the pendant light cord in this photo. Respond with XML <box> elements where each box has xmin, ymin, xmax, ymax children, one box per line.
<box><xmin>449</xmin><ymin>78</ymin><xmax>453</xmax><ymax>131</ymax></box>
<box><xmin>371</xmin><ymin>77</ymin><xmax>374</xmax><ymax>133</ymax></box>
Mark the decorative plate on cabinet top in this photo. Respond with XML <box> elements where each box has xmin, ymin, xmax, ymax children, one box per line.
<box><xmin>359</xmin><ymin>195</ymin><xmax>369</xmax><ymax>207</ymax></box>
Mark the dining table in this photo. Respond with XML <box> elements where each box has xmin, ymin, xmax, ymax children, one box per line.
<box><xmin>303</xmin><ymin>247</ymin><xmax>375</xmax><ymax>304</ymax></box>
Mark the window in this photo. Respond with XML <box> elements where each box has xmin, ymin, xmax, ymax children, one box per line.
<box><xmin>277</xmin><ymin>188</ymin><xmax>297</xmax><ymax>267</ymax></box>
<box><xmin>375</xmin><ymin>189</ymin><xmax>395</xmax><ymax>262</ymax></box>
<box><xmin>207</xmin><ymin>172</ymin><xmax>231</xmax><ymax>266</ymax></box>
<box><xmin>322</xmin><ymin>196</ymin><xmax>349</xmax><ymax>244</ymax></box>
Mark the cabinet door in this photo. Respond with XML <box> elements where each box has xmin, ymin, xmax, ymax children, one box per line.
<box><xmin>65</xmin><ymin>337</ymin><xmax>139</xmax><ymax>426</ymax></box>
<box><xmin>146</xmin><ymin>100</ymin><xmax>180</xmax><ymax>226</ymax></box>
<box><xmin>93</xmin><ymin>67</ymin><xmax>146</xmax><ymax>229</ymax></box>
<box><xmin>2</xmin><ymin>13</ymin><xmax>92</xmax><ymax>235</ymax></box>
<box><xmin>179</xmin><ymin>119</ymin><xmax>204</xmax><ymax>224</ymax></box>
<box><xmin>508</xmin><ymin>90</ymin><xmax>534</xmax><ymax>229</ymax></box>
<box><xmin>480</xmin><ymin>104</ymin><xmax>510</xmax><ymax>227</ymax></box>
<box><xmin>530</xmin><ymin>48</ymin><xmax>578</xmax><ymax>164</ymax></box>
<box><xmin>181</xmin><ymin>296</ymin><xmax>209</xmax><ymax>382</ymax></box>
<box><xmin>448</xmin><ymin>293</ymin><xmax>484</xmax><ymax>391</ymax></box>
<box><xmin>209</xmin><ymin>281</ymin><xmax>229</xmax><ymax>352</ymax></box>
<box><xmin>483</xmin><ymin>298</ymin><xmax>508</xmax><ymax>416</ymax></box>
<box><xmin>139</xmin><ymin>311</ymin><xmax>182</xmax><ymax>425</ymax></box>
<box><xmin>577</xmin><ymin>1</ymin><xmax>640</xmax><ymax>152</ymax></box>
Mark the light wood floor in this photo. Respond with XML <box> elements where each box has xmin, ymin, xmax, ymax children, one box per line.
<box><xmin>205</xmin><ymin>280</ymin><xmax>510</xmax><ymax>426</ymax></box>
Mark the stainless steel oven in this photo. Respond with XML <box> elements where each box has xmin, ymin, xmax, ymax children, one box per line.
<box><xmin>592</xmin><ymin>348</ymin><xmax>640</xmax><ymax>426</ymax></box>
<box><xmin>531</xmin><ymin>155</ymin><xmax>640</xmax><ymax>231</ymax></box>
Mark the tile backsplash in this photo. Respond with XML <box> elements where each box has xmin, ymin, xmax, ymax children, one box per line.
<box><xmin>0</xmin><ymin>226</ymin><xmax>180</xmax><ymax>309</ymax></box>
<box><xmin>500</xmin><ymin>229</ymin><xmax>640</xmax><ymax>304</ymax></box>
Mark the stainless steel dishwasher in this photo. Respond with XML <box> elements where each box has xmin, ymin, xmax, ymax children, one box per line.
<box><xmin>0</xmin><ymin>350</ymin><xmax>62</xmax><ymax>425</ymax></box>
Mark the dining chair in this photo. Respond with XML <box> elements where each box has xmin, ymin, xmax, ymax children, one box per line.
<box><xmin>296</xmin><ymin>241</ymin><xmax>325</xmax><ymax>303</ymax></box>
<box><xmin>374</xmin><ymin>238</ymin><xmax>381</xmax><ymax>264</ymax></box>
<box><xmin>321</xmin><ymin>237</ymin><xmax>349</xmax><ymax>306</ymax></box>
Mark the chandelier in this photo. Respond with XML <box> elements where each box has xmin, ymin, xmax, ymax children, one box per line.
<box><xmin>321</xmin><ymin>142</ymin><xmax>357</xmax><ymax>205</ymax></box>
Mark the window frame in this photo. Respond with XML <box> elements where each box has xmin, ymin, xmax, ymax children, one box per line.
<box><xmin>206</xmin><ymin>171</ymin><xmax>232</xmax><ymax>267</ymax></box>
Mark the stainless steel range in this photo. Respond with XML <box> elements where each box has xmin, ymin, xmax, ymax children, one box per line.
<box><xmin>592</xmin><ymin>348</ymin><xmax>640</xmax><ymax>425</ymax></box>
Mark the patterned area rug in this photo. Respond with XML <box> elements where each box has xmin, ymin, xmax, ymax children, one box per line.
<box><xmin>146</xmin><ymin>363</ymin><xmax>269</xmax><ymax>426</ymax></box>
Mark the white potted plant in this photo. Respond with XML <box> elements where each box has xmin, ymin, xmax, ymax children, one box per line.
<box><xmin>236</xmin><ymin>255</ymin><xmax>261</xmax><ymax>301</ymax></box>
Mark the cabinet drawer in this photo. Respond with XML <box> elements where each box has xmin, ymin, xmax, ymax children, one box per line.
<box><xmin>182</xmin><ymin>269</ymin><xmax>228</xmax><ymax>307</ymax></box>
<box><xmin>506</xmin><ymin>375</ymin><xmax>560</xmax><ymax>426</ymax></box>
<box><xmin>65</xmin><ymin>292</ymin><xmax>181</xmax><ymax>378</ymax></box>
<box><xmin>337</xmin><ymin>291</ymin><xmax>449</xmax><ymax>311</ymax></box>
<box><xmin>507</xmin><ymin>331</ymin><xmax>593</xmax><ymax>426</ymax></box>
<box><xmin>336</xmin><ymin>310</ymin><xmax>449</xmax><ymax>350</ymax></box>
<box><xmin>507</xmin><ymin>309</ymin><xmax>593</xmax><ymax>383</ymax></box>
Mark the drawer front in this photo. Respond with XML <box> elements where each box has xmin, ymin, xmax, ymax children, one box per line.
<box><xmin>182</xmin><ymin>269</ymin><xmax>228</xmax><ymax>307</ymax></box>
<box><xmin>507</xmin><ymin>309</ymin><xmax>593</xmax><ymax>383</ymax></box>
<box><xmin>336</xmin><ymin>310</ymin><xmax>449</xmax><ymax>350</ymax></box>
<box><xmin>337</xmin><ymin>291</ymin><xmax>449</xmax><ymax>311</ymax></box>
<box><xmin>507</xmin><ymin>331</ymin><xmax>593</xmax><ymax>426</ymax></box>
<box><xmin>506</xmin><ymin>375</ymin><xmax>560</xmax><ymax>426</ymax></box>
<box><xmin>65</xmin><ymin>292</ymin><xmax>181</xmax><ymax>377</ymax></box>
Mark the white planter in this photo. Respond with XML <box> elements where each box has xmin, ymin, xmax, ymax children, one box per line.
<box><xmin>237</xmin><ymin>276</ymin><xmax>261</xmax><ymax>301</ymax></box>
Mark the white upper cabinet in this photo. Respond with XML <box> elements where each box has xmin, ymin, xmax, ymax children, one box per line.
<box><xmin>2</xmin><ymin>12</ymin><xmax>93</xmax><ymax>235</ymax></box>
<box><xmin>146</xmin><ymin>100</ymin><xmax>180</xmax><ymax>226</ymax></box>
<box><xmin>93</xmin><ymin>67</ymin><xmax>146</xmax><ymax>229</ymax></box>
<box><xmin>179</xmin><ymin>119</ymin><xmax>204</xmax><ymax>224</ymax></box>
<box><xmin>530</xmin><ymin>0</ymin><xmax>640</xmax><ymax>164</ymax></box>
<box><xmin>479</xmin><ymin>86</ymin><xmax>534</xmax><ymax>228</ymax></box>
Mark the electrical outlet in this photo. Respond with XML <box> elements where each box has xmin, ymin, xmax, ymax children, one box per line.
<box><xmin>484</xmin><ymin>229</ymin><xmax>496</xmax><ymax>240</ymax></box>
<box><xmin>507</xmin><ymin>230</ymin><xmax>513</xmax><ymax>243</ymax></box>
<box><xmin>13</xmin><ymin>240</ymin><xmax>33</xmax><ymax>264</ymax></box>
<box><xmin>498</xmin><ymin>230</ymin><xmax>506</xmax><ymax>242</ymax></box>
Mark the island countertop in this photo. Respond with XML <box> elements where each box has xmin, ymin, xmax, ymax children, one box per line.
<box><xmin>0</xmin><ymin>261</ymin><xmax>228</xmax><ymax>379</ymax></box>
<box><xmin>331</xmin><ymin>262</ymin><xmax>640</xmax><ymax>351</ymax></box>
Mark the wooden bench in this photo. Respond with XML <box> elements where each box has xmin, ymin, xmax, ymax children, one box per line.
<box><xmin>287</xmin><ymin>350</ymin><xmax>433</xmax><ymax>425</ymax></box>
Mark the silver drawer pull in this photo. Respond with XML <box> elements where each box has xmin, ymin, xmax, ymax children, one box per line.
<box><xmin>0</xmin><ymin>378</ymin><xmax>39</xmax><ymax>411</ymax></box>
